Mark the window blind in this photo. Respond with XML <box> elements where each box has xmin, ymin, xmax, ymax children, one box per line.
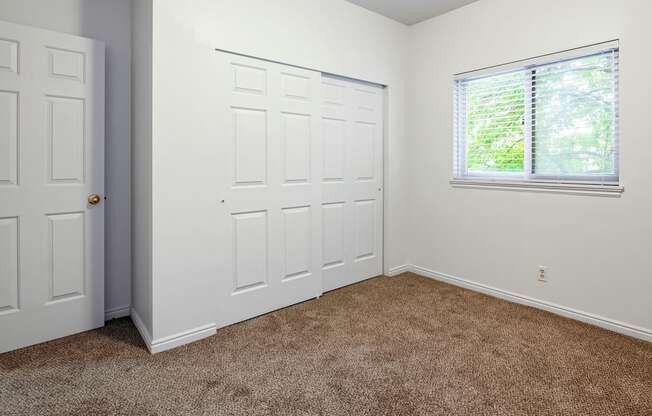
<box><xmin>453</xmin><ymin>41</ymin><xmax>620</xmax><ymax>185</ymax></box>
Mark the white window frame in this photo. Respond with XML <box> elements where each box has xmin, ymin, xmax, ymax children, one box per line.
<box><xmin>451</xmin><ymin>41</ymin><xmax>623</xmax><ymax>197</ymax></box>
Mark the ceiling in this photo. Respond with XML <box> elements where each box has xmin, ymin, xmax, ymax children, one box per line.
<box><xmin>346</xmin><ymin>0</ymin><xmax>480</xmax><ymax>25</ymax></box>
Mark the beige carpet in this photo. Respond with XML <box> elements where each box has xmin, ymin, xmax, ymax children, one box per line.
<box><xmin>1</xmin><ymin>273</ymin><xmax>651</xmax><ymax>416</ymax></box>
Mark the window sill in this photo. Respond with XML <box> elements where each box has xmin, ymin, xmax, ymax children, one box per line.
<box><xmin>450</xmin><ymin>179</ymin><xmax>624</xmax><ymax>197</ymax></box>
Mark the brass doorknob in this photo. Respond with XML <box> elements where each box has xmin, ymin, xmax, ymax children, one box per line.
<box><xmin>88</xmin><ymin>194</ymin><xmax>102</xmax><ymax>205</ymax></box>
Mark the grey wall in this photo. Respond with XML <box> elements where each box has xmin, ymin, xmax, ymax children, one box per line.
<box><xmin>0</xmin><ymin>0</ymin><xmax>132</xmax><ymax>317</ymax></box>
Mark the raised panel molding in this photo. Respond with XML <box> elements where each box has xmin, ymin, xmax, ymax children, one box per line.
<box><xmin>282</xmin><ymin>112</ymin><xmax>311</xmax><ymax>184</ymax></box>
<box><xmin>46</xmin><ymin>96</ymin><xmax>85</xmax><ymax>184</ymax></box>
<box><xmin>322</xmin><ymin>202</ymin><xmax>345</xmax><ymax>269</ymax></box>
<box><xmin>0</xmin><ymin>39</ymin><xmax>19</xmax><ymax>73</ymax></box>
<box><xmin>354</xmin><ymin>199</ymin><xmax>376</xmax><ymax>261</ymax></box>
<box><xmin>322</xmin><ymin>118</ymin><xmax>345</xmax><ymax>182</ymax></box>
<box><xmin>353</xmin><ymin>122</ymin><xmax>375</xmax><ymax>181</ymax></box>
<box><xmin>355</xmin><ymin>88</ymin><xmax>377</xmax><ymax>113</ymax></box>
<box><xmin>232</xmin><ymin>63</ymin><xmax>266</xmax><ymax>95</ymax></box>
<box><xmin>233</xmin><ymin>107</ymin><xmax>267</xmax><ymax>187</ymax></box>
<box><xmin>232</xmin><ymin>211</ymin><xmax>268</xmax><ymax>294</ymax></box>
<box><xmin>322</xmin><ymin>81</ymin><xmax>345</xmax><ymax>106</ymax></box>
<box><xmin>282</xmin><ymin>206</ymin><xmax>312</xmax><ymax>281</ymax></box>
<box><xmin>0</xmin><ymin>91</ymin><xmax>19</xmax><ymax>186</ymax></box>
<box><xmin>47</xmin><ymin>47</ymin><xmax>85</xmax><ymax>83</ymax></box>
<box><xmin>282</xmin><ymin>73</ymin><xmax>310</xmax><ymax>100</ymax></box>
<box><xmin>0</xmin><ymin>217</ymin><xmax>19</xmax><ymax>313</ymax></box>
<box><xmin>47</xmin><ymin>212</ymin><xmax>85</xmax><ymax>303</ymax></box>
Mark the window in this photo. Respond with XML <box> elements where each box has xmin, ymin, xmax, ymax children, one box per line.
<box><xmin>453</xmin><ymin>42</ymin><xmax>620</xmax><ymax>191</ymax></box>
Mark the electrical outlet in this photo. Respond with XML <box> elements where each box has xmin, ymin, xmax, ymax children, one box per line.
<box><xmin>538</xmin><ymin>266</ymin><xmax>547</xmax><ymax>282</ymax></box>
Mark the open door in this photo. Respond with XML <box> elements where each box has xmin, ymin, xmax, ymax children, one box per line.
<box><xmin>0</xmin><ymin>20</ymin><xmax>105</xmax><ymax>353</ymax></box>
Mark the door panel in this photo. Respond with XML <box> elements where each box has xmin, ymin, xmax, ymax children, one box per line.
<box><xmin>0</xmin><ymin>39</ymin><xmax>19</xmax><ymax>72</ymax></box>
<box><xmin>281</xmin><ymin>206</ymin><xmax>312</xmax><ymax>281</ymax></box>
<box><xmin>0</xmin><ymin>217</ymin><xmax>19</xmax><ymax>312</ymax></box>
<box><xmin>322</xmin><ymin>202</ymin><xmax>346</xmax><ymax>272</ymax></box>
<box><xmin>354</xmin><ymin>199</ymin><xmax>376</xmax><ymax>260</ymax></box>
<box><xmin>0</xmin><ymin>90</ymin><xmax>18</xmax><ymax>185</ymax></box>
<box><xmin>322</xmin><ymin>118</ymin><xmax>346</xmax><ymax>182</ymax></box>
<box><xmin>47</xmin><ymin>47</ymin><xmax>85</xmax><ymax>83</ymax></box>
<box><xmin>0</xmin><ymin>20</ymin><xmax>104</xmax><ymax>353</ymax></box>
<box><xmin>321</xmin><ymin>76</ymin><xmax>383</xmax><ymax>292</ymax></box>
<box><xmin>352</xmin><ymin>122</ymin><xmax>376</xmax><ymax>181</ymax></box>
<box><xmin>47</xmin><ymin>212</ymin><xmax>85</xmax><ymax>302</ymax></box>
<box><xmin>215</xmin><ymin>52</ymin><xmax>322</xmax><ymax>328</ymax></box>
<box><xmin>282</xmin><ymin>113</ymin><xmax>311</xmax><ymax>184</ymax></box>
<box><xmin>232</xmin><ymin>210</ymin><xmax>268</xmax><ymax>293</ymax></box>
<box><xmin>233</xmin><ymin>107</ymin><xmax>267</xmax><ymax>186</ymax></box>
<box><xmin>46</xmin><ymin>96</ymin><xmax>86</xmax><ymax>183</ymax></box>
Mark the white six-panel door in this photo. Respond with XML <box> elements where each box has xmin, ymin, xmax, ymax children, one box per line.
<box><xmin>214</xmin><ymin>52</ymin><xmax>383</xmax><ymax>328</ymax></box>
<box><xmin>214</xmin><ymin>52</ymin><xmax>323</xmax><ymax>327</ymax></box>
<box><xmin>321</xmin><ymin>76</ymin><xmax>384</xmax><ymax>292</ymax></box>
<box><xmin>0</xmin><ymin>21</ymin><xmax>105</xmax><ymax>353</ymax></box>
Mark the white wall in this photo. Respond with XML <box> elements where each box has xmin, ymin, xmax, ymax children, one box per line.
<box><xmin>131</xmin><ymin>0</ymin><xmax>153</xmax><ymax>337</ymax></box>
<box><xmin>7</xmin><ymin>0</ymin><xmax>644</xmax><ymax>347</ymax></box>
<box><xmin>407</xmin><ymin>0</ymin><xmax>652</xmax><ymax>335</ymax></box>
<box><xmin>150</xmin><ymin>0</ymin><xmax>410</xmax><ymax>341</ymax></box>
<box><xmin>0</xmin><ymin>0</ymin><xmax>132</xmax><ymax>318</ymax></box>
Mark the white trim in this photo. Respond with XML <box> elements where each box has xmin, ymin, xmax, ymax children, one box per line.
<box><xmin>453</xmin><ymin>42</ymin><xmax>620</xmax><ymax>186</ymax></box>
<box><xmin>454</xmin><ymin>40</ymin><xmax>619</xmax><ymax>80</ymax></box>
<box><xmin>104</xmin><ymin>305</ymin><xmax>131</xmax><ymax>321</ymax></box>
<box><xmin>450</xmin><ymin>179</ymin><xmax>624</xmax><ymax>197</ymax></box>
<box><xmin>387</xmin><ymin>264</ymin><xmax>411</xmax><ymax>277</ymax></box>
<box><xmin>149</xmin><ymin>323</ymin><xmax>217</xmax><ymax>354</ymax></box>
<box><xmin>130</xmin><ymin>309</ymin><xmax>217</xmax><ymax>354</ymax></box>
<box><xmin>214</xmin><ymin>47</ymin><xmax>386</xmax><ymax>87</ymax></box>
<box><xmin>130</xmin><ymin>308</ymin><xmax>153</xmax><ymax>352</ymax></box>
<box><xmin>395</xmin><ymin>265</ymin><xmax>652</xmax><ymax>343</ymax></box>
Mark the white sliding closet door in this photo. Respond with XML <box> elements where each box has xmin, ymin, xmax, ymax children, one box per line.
<box><xmin>321</xmin><ymin>76</ymin><xmax>384</xmax><ymax>292</ymax></box>
<box><xmin>214</xmin><ymin>52</ymin><xmax>322</xmax><ymax>328</ymax></box>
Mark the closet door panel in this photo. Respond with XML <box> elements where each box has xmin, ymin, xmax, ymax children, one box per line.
<box><xmin>215</xmin><ymin>52</ymin><xmax>322</xmax><ymax>328</ymax></box>
<box><xmin>321</xmin><ymin>76</ymin><xmax>384</xmax><ymax>292</ymax></box>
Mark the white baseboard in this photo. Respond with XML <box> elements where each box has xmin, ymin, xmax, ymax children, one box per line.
<box><xmin>396</xmin><ymin>264</ymin><xmax>652</xmax><ymax>343</ymax></box>
<box><xmin>387</xmin><ymin>264</ymin><xmax>411</xmax><ymax>277</ymax></box>
<box><xmin>104</xmin><ymin>305</ymin><xmax>131</xmax><ymax>321</ymax></box>
<box><xmin>130</xmin><ymin>308</ymin><xmax>216</xmax><ymax>354</ymax></box>
<box><xmin>149</xmin><ymin>323</ymin><xmax>216</xmax><ymax>354</ymax></box>
<box><xmin>130</xmin><ymin>308</ymin><xmax>153</xmax><ymax>352</ymax></box>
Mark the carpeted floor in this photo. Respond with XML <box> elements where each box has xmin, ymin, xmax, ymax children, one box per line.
<box><xmin>1</xmin><ymin>273</ymin><xmax>651</xmax><ymax>416</ymax></box>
